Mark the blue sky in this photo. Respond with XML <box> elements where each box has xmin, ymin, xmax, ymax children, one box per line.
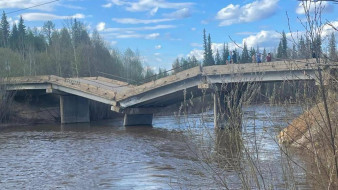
<box><xmin>1</xmin><ymin>0</ymin><xmax>337</xmax><ymax>70</ymax></box>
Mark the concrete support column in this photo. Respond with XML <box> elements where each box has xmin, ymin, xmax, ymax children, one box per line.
<box><xmin>60</xmin><ymin>95</ymin><xmax>90</xmax><ymax>124</ymax></box>
<box><xmin>213</xmin><ymin>85</ymin><xmax>243</xmax><ymax>129</ymax></box>
<box><xmin>214</xmin><ymin>92</ymin><xmax>226</xmax><ymax>129</ymax></box>
<box><xmin>124</xmin><ymin>114</ymin><xmax>153</xmax><ymax>126</ymax></box>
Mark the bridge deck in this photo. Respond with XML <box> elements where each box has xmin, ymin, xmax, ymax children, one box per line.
<box><xmin>2</xmin><ymin>59</ymin><xmax>335</xmax><ymax>112</ymax></box>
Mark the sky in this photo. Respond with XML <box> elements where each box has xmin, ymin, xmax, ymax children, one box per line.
<box><xmin>0</xmin><ymin>0</ymin><xmax>337</xmax><ymax>70</ymax></box>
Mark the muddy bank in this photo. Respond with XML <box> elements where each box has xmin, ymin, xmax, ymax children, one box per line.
<box><xmin>279</xmin><ymin>101</ymin><xmax>337</xmax><ymax>148</ymax></box>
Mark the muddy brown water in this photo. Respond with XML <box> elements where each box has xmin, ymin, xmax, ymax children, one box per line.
<box><xmin>0</xmin><ymin>105</ymin><xmax>311</xmax><ymax>189</ymax></box>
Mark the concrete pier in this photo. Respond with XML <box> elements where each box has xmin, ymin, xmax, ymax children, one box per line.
<box><xmin>123</xmin><ymin>114</ymin><xmax>153</xmax><ymax>126</ymax></box>
<box><xmin>213</xmin><ymin>86</ymin><xmax>243</xmax><ymax>129</ymax></box>
<box><xmin>60</xmin><ymin>95</ymin><xmax>90</xmax><ymax>124</ymax></box>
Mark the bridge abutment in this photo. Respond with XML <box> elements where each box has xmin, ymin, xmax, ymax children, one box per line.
<box><xmin>123</xmin><ymin>114</ymin><xmax>153</xmax><ymax>126</ymax></box>
<box><xmin>60</xmin><ymin>95</ymin><xmax>90</xmax><ymax>124</ymax></box>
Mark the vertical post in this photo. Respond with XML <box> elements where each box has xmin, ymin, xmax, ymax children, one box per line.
<box><xmin>60</xmin><ymin>95</ymin><xmax>90</xmax><ymax>124</ymax></box>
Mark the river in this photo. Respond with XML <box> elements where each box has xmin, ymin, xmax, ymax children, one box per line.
<box><xmin>0</xmin><ymin>104</ymin><xmax>311</xmax><ymax>189</ymax></box>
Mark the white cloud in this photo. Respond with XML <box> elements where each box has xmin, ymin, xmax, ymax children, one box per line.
<box><xmin>216</xmin><ymin>0</ymin><xmax>279</xmax><ymax>26</ymax></box>
<box><xmin>21</xmin><ymin>13</ymin><xmax>85</xmax><ymax>21</ymax></box>
<box><xmin>112</xmin><ymin>18</ymin><xmax>173</xmax><ymax>24</ymax></box>
<box><xmin>102</xmin><ymin>3</ymin><xmax>113</xmax><ymax>8</ymax></box>
<box><xmin>0</xmin><ymin>0</ymin><xmax>59</xmax><ymax>11</ymax></box>
<box><xmin>155</xmin><ymin>45</ymin><xmax>162</xmax><ymax>49</ymax></box>
<box><xmin>107</xmin><ymin>0</ymin><xmax>194</xmax><ymax>13</ymax></box>
<box><xmin>190</xmin><ymin>43</ymin><xmax>202</xmax><ymax>48</ymax></box>
<box><xmin>145</xmin><ymin>33</ymin><xmax>160</xmax><ymax>39</ymax></box>
<box><xmin>111</xmin><ymin>41</ymin><xmax>117</xmax><ymax>46</ymax></box>
<box><xmin>154</xmin><ymin>52</ymin><xmax>161</xmax><ymax>56</ymax></box>
<box><xmin>163</xmin><ymin>8</ymin><xmax>191</xmax><ymax>19</ymax></box>
<box><xmin>191</xmin><ymin>27</ymin><xmax>196</xmax><ymax>31</ymax></box>
<box><xmin>155</xmin><ymin>58</ymin><xmax>163</xmax><ymax>62</ymax></box>
<box><xmin>242</xmin><ymin>30</ymin><xmax>281</xmax><ymax>49</ymax></box>
<box><xmin>115</xmin><ymin>32</ymin><xmax>160</xmax><ymax>39</ymax></box>
<box><xmin>149</xmin><ymin>7</ymin><xmax>159</xmax><ymax>16</ymax></box>
<box><xmin>296</xmin><ymin>1</ymin><xmax>334</xmax><ymax>15</ymax></box>
<box><xmin>96</xmin><ymin>22</ymin><xmax>106</xmax><ymax>31</ymax></box>
<box><xmin>103</xmin><ymin>24</ymin><xmax>175</xmax><ymax>32</ymax></box>
<box><xmin>322</xmin><ymin>21</ymin><xmax>338</xmax><ymax>37</ymax></box>
<box><xmin>187</xmin><ymin>49</ymin><xmax>204</xmax><ymax>60</ymax></box>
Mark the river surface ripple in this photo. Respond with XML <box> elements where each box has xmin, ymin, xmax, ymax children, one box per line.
<box><xmin>0</xmin><ymin>104</ymin><xmax>310</xmax><ymax>189</ymax></box>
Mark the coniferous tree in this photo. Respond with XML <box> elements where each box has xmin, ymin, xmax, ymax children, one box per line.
<box><xmin>262</xmin><ymin>48</ymin><xmax>267</xmax><ymax>62</ymax></box>
<box><xmin>281</xmin><ymin>31</ymin><xmax>288</xmax><ymax>58</ymax></box>
<box><xmin>1</xmin><ymin>11</ymin><xmax>10</xmax><ymax>48</ymax></box>
<box><xmin>18</xmin><ymin>16</ymin><xmax>26</xmax><ymax>54</ymax></box>
<box><xmin>9</xmin><ymin>24</ymin><xmax>19</xmax><ymax>51</ymax></box>
<box><xmin>250</xmin><ymin>47</ymin><xmax>256</xmax><ymax>61</ymax></box>
<box><xmin>277</xmin><ymin>41</ymin><xmax>283</xmax><ymax>59</ymax></box>
<box><xmin>202</xmin><ymin>29</ymin><xmax>208</xmax><ymax>66</ymax></box>
<box><xmin>305</xmin><ymin>36</ymin><xmax>311</xmax><ymax>58</ymax></box>
<box><xmin>298</xmin><ymin>36</ymin><xmax>306</xmax><ymax>59</ymax></box>
<box><xmin>241</xmin><ymin>42</ymin><xmax>250</xmax><ymax>63</ymax></box>
<box><xmin>292</xmin><ymin>44</ymin><xmax>297</xmax><ymax>59</ymax></box>
<box><xmin>329</xmin><ymin>32</ymin><xmax>337</xmax><ymax>61</ymax></box>
<box><xmin>313</xmin><ymin>34</ymin><xmax>322</xmax><ymax>58</ymax></box>
<box><xmin>207</xmin><ymin>34</ymin><xmax>215</xmax><ymax>65</ymax></box>
<box><xmin>221</xmin><ymin>43</ymin><xmax>229</xmax><ymax>65</ymax></box>
<box><xmin>215</xmin><ymin>49</ymin><xmax>221</xmax><ymax>65</ymax></box>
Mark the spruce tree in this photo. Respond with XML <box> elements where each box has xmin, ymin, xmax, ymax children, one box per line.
<box><xmin>207</xmin><ymin>34</ymin><xmax>215</xmax><ymax>65</ymax></box>
<box><xmin>1</xmin><ymin>11</ymin><xmax>9</xmax><ymax>48</ymax></box>
<box><xmin>9</xmin><ymin>24</ymin><xmax>19</xmax><ymax>51</ymax></box>
<box><xmin>277</xmin><ymin>41</ymin><xmax>282</xmax><ymax>59</ymax></box>
<box><xmin>298</xmin><ymin>36</ymin><xmax>306</xmax><ymax>59</ymax></box>
<box><xmin>215</xmin><ymin>49</ymin><xmax>221</xmax><ymax>65</ymax></box>
<box><xmin>18</xmin><ymin>16</ymin><xmax>26</xmax><ymax>54</ymax></box>
<box><xmin>202</xmin><ymin>29</ymin><xmax>208</xmax><ymax>66</ymax></box>
<box><xmin>1</xmin><ymin>11</ymin><xmax>9</xmax><ymax>47</ymax></box>
<box><xmin>241</xmin><ymin>42</ymin><xmax>250</xmax><ymax>63</ymax></box>
<box><xmin>329</xmin><ymin>32</ymin><xmax>337</xmax><ymax>61</ymax></box>
<box><xmin>281</xmin><ymin>31</ymin><xmax>288</xmax><ymax>58</ymax></box>
<box><xmin>292</xmin><ymin>44</ymin><xmax>297</xmax><ymax>59</ymax></box>
<box><xmin>262</xmin><ymin>48</ymin><xmax>267</xmax><ymax>62</ymax></box>
<box><xmin>221</xmin><ymin>43</ymin><xmax>229</xmax><ymax>65</ymax></box>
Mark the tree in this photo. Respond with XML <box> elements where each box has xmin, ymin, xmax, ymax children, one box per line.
<box><xmin>1</xmin><ymin>11</ymin><xmax>10</xmax><ymax>48</ymax></box>
<box><xmin>203</xmin><ymin>29</ymin><xmax>208</xmax><ymax>66</ymax></box>
<box><xmin>18</xmin><ymin>16</ymin><xmax>26</xmax><ymax>54</ymax></box>
<box><xmin>262</xmin><ymin>48</ymin><xmax>267</xmax><ymax>62</ymax></box>
<box><xmin>215</xmin><ymin>49</ymin><xmax>221</xmax><ymax>65</ymax></box>
<box><xmin>172</xmin><ymin>58</ymin><xmax>181</xmax><ymax>74</ymax></box>
<box><xmin>207</xmin><ymin>34</ymin><xmax>215</xmax><ymax>66</ymax></box>
<box><xmin>281</xmin><ymin>31</ymin><xmax>288</xmax><ymax>58</ymax></box>
<box><xmin>328</xmin><ymin>32</ymin><xmax>337</xmax><ymax>61</ymax></box>
<box><xmin>277</xmin><ymin>41</ymin><xmax>283</xmax><ymax>59</ymax></box>
<box><xmin>291</xmin><ymin>44</ymin><xmax>297</xmax><ymax>59</ymax></box>
<box><xmin>221</xmin><ymin>43</ymin><xmax>229</xmax><ymax>65</ymax></box>
<box><xmin>43</xmin><ymin>21</ymin><xmax>55</xmax><ymax>46</ymax></box>
<box><xmin>241</xmin><ymin>42</ymin><xmax>250</xmax><ymax>63</ymax></box>
<box><xmin>298</xmin><ymin>35</ymin><xmax>306</xmax><ymax>59</ymax></box>
<box><xmin>9</xmin><ymin>23</ymin><xmax>19</xmax><ymax>51</ymax></box>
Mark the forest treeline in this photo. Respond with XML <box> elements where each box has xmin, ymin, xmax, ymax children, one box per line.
<box><xmin>0</xmin><ymin>11</ymin><xmax>337</xmax><ymax>84</ymax></box>
<box><xmin>0</xmin><ymin>12</ymin><xmax>167</xmax><ymax>84</ymax></box>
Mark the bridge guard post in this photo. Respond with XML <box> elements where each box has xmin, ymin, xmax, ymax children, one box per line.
<box><xmin>60</xmin><ymin>95</ymin><xmax>90</xmax><ymax>124</ymax></box>
<box><xmin>124</xmin><ymin>114</ymin><xmax>153</xmax><ymax>126</ymax></box>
